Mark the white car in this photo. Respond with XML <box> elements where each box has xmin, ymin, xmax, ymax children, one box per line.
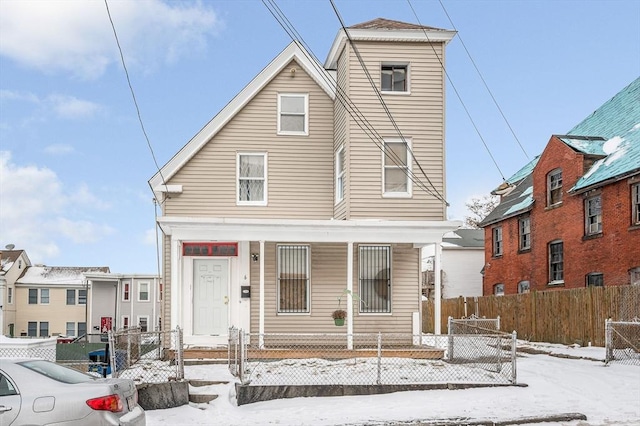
<box><xmin>0</xmin><ymin>358</ymin><xmax>145</xmax><ymax>426</ymax></box>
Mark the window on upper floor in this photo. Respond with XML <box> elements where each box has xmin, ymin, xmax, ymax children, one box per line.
<box><xmin>40</xmin><ymin>289</ymin><xmax>49</xmax><ymax>304</ymax></box>
<box><xmin>237</xmin><ymin>153</ymin><xmax>267</xmax><ymax>205</ymax></box>
<box><xmin>78</xmin><ymin>289</ymin><xmax>87</xmax><ymax>305</ymax></box>
<box><xmin>492</xmin><ymin>226</ymin><xmax>503</xmax><ymax>257</ymax></box>
<box><xmin>66</xmin><ymin>289</ymin><xmax>75</xmax><ymax>305</ymax></box>
<box><xmin>547</xmin><ymin>169</ymin><xmax>563</xmax><ymax>206</ymax></box>
<box><xmin>277</xmin><ymin>245</ymin><xmax>310</xmax><ymax>314</ymax></box>
<box><xmin>585</xmin><ymin>195</ymin><xmax>602</xmax><ymax>236</ymax></box>
<box><xmin>632</xmin><ymin>183</ymin><xmax>640</xmax><ymax>226</ymax></box>
<box><xmin>123</xmin><ymin>282</ymin><xmax>130</xmax><ymax>301</ymax></box>
<box><xmin>277</xmin><ymin>93</ymin><xmax>308</xmax><ymax>135</ymax></box>
<box><xmin>493</xmin><ymin>283</ymin><xmax>505</xmax><ymax>296</ymax></box>
<box><xmin>158</xmin><ymin>282</ymin><xmax>163</xmax><ymax>302</ymax></box>
<box><xmin>586</xmin><ymin>272</ymin><xmax>604</xmax><ymax>287</ymax></box>
<box><xmin>383</xmin><ymin>138</ymin><xmax>411</xmax><ymax>197</ymax></box>
<box><xmin>381</xmin><ymin>63</ymin><xmax>408</xmax><ymax>93</ymax></box>
<box><xmin>138</xmin><ymin>282</ymin><xmax>150</xmax><ymax>302</ymax></box>
<box><xmin>28</xmin><ymin>289</ymin><xmax>37</xmax><ymax>304</ymax></box>
<box><xmin>336</xmin><ymin>145</ymin><xmax>345</xmax><ymax>203</ymax></box>
<box><xmin>359</xmin><ymin>245</ymin><xmax>391</xmax><ymax>313</ymax></box>
<box><xmin>548</xmin><ymin>240</ymin><xmax>564</xmax><ymax>284</ymax></box>
<box><xmin>7</xmin><ymin>287</ymin><xmax>12</xmax><ymax>304</ymax></box>
<box><xmin>519</xmin><ymin>216</ymin><xmax>531</xmax><ymax>251</ymax></box>
<box><xmin>518</xmin><ymin>280</ymin><xmax>530</xmax><ymax>294</ymax></box>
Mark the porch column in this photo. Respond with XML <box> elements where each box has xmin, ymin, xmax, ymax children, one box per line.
<box><xmin>258</xmin><ymin>240</ymin><xmax>265</xmax><ymax>348</ymax></box>
<box><xmin>171</xmin><ymin>238</ymin><xmax>181</xmax><ymax>342</ymax></box>
<box><xmin>434</xmin><ymin>242</ymin><xmax>442</xmax><ymax>335</ymax></box>
<box><xmin>347</xmin><ymin>242</ymin><xmax>354</xmax><ymax>350</ymax></box>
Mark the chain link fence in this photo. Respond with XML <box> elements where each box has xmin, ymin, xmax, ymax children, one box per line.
<box><xmin>605</xmin><ymin>318</ymin><xmax>640</xmax><ymax>366</ymax></box>
<box><xmin>107</xmin><ymin>327</ymin><xmax>184</xmax><ymax>383</ymax></box>
<box><xmin>229</xmin><ymin>325</ymin><xmax>517</xmax><ymax>387</ymax></box>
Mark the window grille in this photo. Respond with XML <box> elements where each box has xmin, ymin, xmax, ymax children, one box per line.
<box><xmin>548</xmin><ymin>169</ymin><xmax>562</xmax><ymax>206</ymax></box>
<box><xmin>493</xmin><ymin>227</ymin><xmax>503</xmax><ymax>256</ymax></box>
<box><xmin>585</xmin><ymin>196</ymin><xmax>602</xmax><ymax>235</ymax></box>
<box><xmin>28</xmin><ymin>289</ymin><xmax>37</xmax><ymax>304</ymax></box>
<box><xmin>277</xmin><ymin>245</ymin><xmax>309</xmax><ymax>313</ymax></box>
<box><xmin>519</xmin><ymin>216</ymin><xmax>531</xmax><ymax>250</ymax></box>
<box><xmin>78</xmin><ymin>289</ymin><xmax>87</xmax><ymax>305</ymax></box>
<box><xmin>359</xmin><ymin>246</ymin><xmax>391</xmax><ymax>313</ymax></box>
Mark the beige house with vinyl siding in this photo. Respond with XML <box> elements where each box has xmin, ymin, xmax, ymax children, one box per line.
<box><xmin>149</xmin><ymin>18</ymin><xmax>461</xmax><ymax>348</ymax></box>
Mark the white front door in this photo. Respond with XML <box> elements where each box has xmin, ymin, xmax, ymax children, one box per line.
<box><xmin>193</xmin><ymin>259</ymin><xmax>229</xmax><ymax>335</ymax></box>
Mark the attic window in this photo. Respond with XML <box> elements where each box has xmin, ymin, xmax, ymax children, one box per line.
<box><xmin>278</xmin><ymin>93</ymin><xmax>308</xmax><ymax>135</ymax></box>
<box><xmin>547</xmin><ymin>169</ymin><xmax>563</xmax><ymax>206</ymax></box>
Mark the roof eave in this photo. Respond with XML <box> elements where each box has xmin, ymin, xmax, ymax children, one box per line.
<box><xmin>569</xmin><ymin>169</ymin><xmax>640</xmax><ymax>195</ymax></box>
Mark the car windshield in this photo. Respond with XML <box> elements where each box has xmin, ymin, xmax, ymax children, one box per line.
<box><xmin>18</xmin><ymin>360</ymin><xmax>96</xmax><ymax>384</ymax></box>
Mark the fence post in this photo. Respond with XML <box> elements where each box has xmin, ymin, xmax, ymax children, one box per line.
<box><xmin>176</xmin><ymin>326</ymin><xmax>184</xmax><ymax>380</ymax></box>
<box><xmin>605</xmin><ymin>319</ymin><xmax>612</xmax><ymax>365</ymax></box>
<box><xmin>497</xmin><ymin>315</ymin><xmax>501</xmax><ymax>331</ymax></box>
<box><xmin>511</xmin><ymin>330</ymin><xmax>517</xmax><ymax>384</ymax></box>
<box><xmin>376</xmin><ymin>332</ymin><xmax>382</xmax><ymax>385</ymax></box>
<box><xmin>447</xmin><ymin>316</ymin><xmax>453</xmax><ymax>361</ymax></box>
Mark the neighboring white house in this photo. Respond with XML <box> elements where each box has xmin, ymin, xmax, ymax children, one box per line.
<box><xmin>422</xmin><ymin>229</ymin><xmax>484</xmax><ymax>299</ymax></box>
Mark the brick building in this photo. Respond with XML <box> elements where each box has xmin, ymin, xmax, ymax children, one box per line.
<box><xmin>479</xmin><ymin>78</ymin><xmax>640</xmax><ymax>295</ymax></box>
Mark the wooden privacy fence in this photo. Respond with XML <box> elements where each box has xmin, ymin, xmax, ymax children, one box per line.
<box><xmin>423</xmin><ymin>285</ymin><xmax>640</xmax><ymax>347</ymax></box>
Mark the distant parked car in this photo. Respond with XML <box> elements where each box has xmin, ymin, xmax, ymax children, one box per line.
<box><xmin>0</xmin><ymin>358</ymin><xmax>145</xmax><ymax>426</ymax></box>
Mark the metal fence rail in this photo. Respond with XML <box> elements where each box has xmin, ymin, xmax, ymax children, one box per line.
<box><xmin>605</xmin><ymin>319</ymin><xmax>640</xmax><ymax>366</ymax></box>
<box><xmin>229</xmin><ymin>329</ymin><xmax>517</xmax><ymax>387</ymax></box>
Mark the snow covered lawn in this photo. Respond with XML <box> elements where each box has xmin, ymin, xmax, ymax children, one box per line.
<box><xmin>145</xmin><ymin>342</ymin><xmax>640</xmax><ymax>425</ymax></box>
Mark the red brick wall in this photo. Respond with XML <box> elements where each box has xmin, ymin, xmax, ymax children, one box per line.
<box><xmin>483</xmin><ymin>137</ymin><xmax>640</xmax><ymax>295</ymax></box>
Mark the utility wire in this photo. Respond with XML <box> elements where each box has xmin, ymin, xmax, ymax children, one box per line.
<box><xmin>329</xmin><ymin>0</ymin><xmax>448</xmax><ymax>204</ymax></box>
<box><xmin>104</xmin><ymin>0</ymin><xmax>168</xmax><ymax>191</ymax></box>
<box><xmin>435</xmin><ymin>0</ymin><xmax>529</xmax><ymax>160</ymax></box>
<box><xmin>263</xmin><ymin>0</ymin><xmax>447</xmax><ymax>203</ymax></box>
<box><xmin>405</xmin><ymin>0</ymin><xmax>507</xmax><ymax>181</ymax></box>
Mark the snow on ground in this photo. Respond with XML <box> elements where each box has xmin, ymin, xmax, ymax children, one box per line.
<box><xmin>145</xmin><ymin>342</ymin><xmax>640</xmax><ymax>426</ymax></box>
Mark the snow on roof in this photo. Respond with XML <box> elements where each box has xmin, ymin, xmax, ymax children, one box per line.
<box><xmin>16</xmin><ymin>265</ymin><xmax>110</xmax><ymax>286</ymax></box>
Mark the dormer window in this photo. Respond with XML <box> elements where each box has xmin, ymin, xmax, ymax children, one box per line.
<box><xmin>381</xmin><ymin>63</ymin><xmax>409</xmax><ymax>93</ymax></box>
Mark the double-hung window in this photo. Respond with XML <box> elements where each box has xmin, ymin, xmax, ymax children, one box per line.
<box><xmin>519</xmin><ymin>216</ymin><xmax>531</xmax><ymax>251</ymax></box>
<box><xmin>381</xmin><ymin>64</ymin><xmax>408</xmax><ymax>92</ymax></box>
<box><xmin>39</xmin><ymin>322</ymin><xmax>49</xmax><ymax>337</ymax></box>
<box><xmin>7</xmin><ymin>287</ymin><xmax>12</xmax><ymax>304</ymax></box>
<box><xmin>122</xmin><ymin>316</ymin><xmax>130</xmax><ymax>329</ymax></box>
<box><xmin>383</xmin><ymin>138</ymin><xmax>411</xmax><ymax>196</ymax></box>
<box><xmin>277</xmin><ymin>245</ymin><xmax>310</xmax><ymax>313</ymax></box>
<box><xmin>586</xmin><ymin>272</ymin><xmax>604</xmax><ymax>287</ymax></box>
<box><xmin>66</xmin><ymin>322</ymin><xmax>76</xmax><ymax>337</ymax></box>
<box><xmin>138</xmin><ymin>316</ymin><xmax>149</xmax><ymax>332</ymax></box>
<box><xmin>40</xmin><ymin>289</ymin><xmax>49</xmax><ymax>304</ymax></box>
<box><xmin>277</xmin><ymin>93</ymin><xmax>308</xmax><ymax>135</ymax></box>
<box><xmin>138</xmin><ymin>282</ymin><xmax>150</xmax><ymax>302</ymax></box>
<box><xmin>66</xmin><ymin>289</ymin><xmax>76</xmax><ymax>305</ymax></box>
<box><xmin>359</xmin><ymin>245</ymin><xmax>391</xmax><ymax>313</ymax></box>
<box><xmin>549</xmin><ymin>241</ymin><xmax>564</xmax><ymax>283</ymax></box>
<box><xmin>632</xmin><ymin>183</ymin><xmax>640</xmax><ymax>226</ymax></box>
<box><xmin>123</xmin><ymin>282</ymin><xmax>130</xmax><ymax>301</ymax></box>
<box><xmin>78</xmin><ymin>289</ymin><xmax>87</xmax><ymax>305</ymax></box>
<box><xmin>630</xmin><ymin>267</ymin><xmax>640</xmax><ymax>286</ymax></box>
<box><xmin>585</xmin><ymin>195</ymin><xmax>602</xmax><ymax>235</ymax></box>
<box><xmin>547</xmin><ymin>169</ymin><xmax>563</xmax><ymax>206</ymax></box>
<box><xmin>27</xmin><ymin>322</ymin><xmax>37</xmax><ymax>337</ymax></box>
<box><xmin>492</xmin><ymin>226</ymin><xmax>503</xmax><ymax>256</ymax></box>
<box><xmin>336</xmin><ymin>146</ymin><xmax>345</xmax><ymax>203</ymax></box>
<box><xmin>237</xmin><ymin>153</ymin><xmax>267</xmax><ymax>205</ymax></box>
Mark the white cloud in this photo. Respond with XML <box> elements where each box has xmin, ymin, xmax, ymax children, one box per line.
<box><xmin>0</xmin><ymin>151</ymin><xmax>113</xmax><ymax>262</ymax></box>
<box><xmin>44</xmin><ymin>144</ymin><xmax>75</xmax><ymax>155</ymax></box>
<box><xmin>47</xmin><ymin>94</ymin><xmax>101</xmax><ymax>119</ymax></box>
<box><xmin>0</xmin><ymin>0</ymin><xmax>221</xmax><ymax>79</ymax></box>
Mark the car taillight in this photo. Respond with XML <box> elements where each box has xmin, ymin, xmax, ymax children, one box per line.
<box><xmin>86</xmin><ymin>394</ymin><xmax>123</xmax><ymax>412</ymax></box>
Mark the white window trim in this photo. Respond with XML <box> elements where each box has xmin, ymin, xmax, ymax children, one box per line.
<box><xmin>548</xmin><ymin>240</ymin><xmax>564</xmax><ymax>285</ymax></box>
<box><xmin>137</xmin><ymin>315</ymin><xmax>150</xmax><ymax>332</ymax></box>
<box><xmin>158</xmin><ymin>282</ymin><xmax>163</xmax><ymax>302</ymax></box>
<box><xmin>123</xmin><ymin>282</ymin><xmax>131</xmax><ymax>302</ymax></box>
<box><xmin>138</xmin><ymin>281</ymin><xmax>150</xmax><ymax>302</ymax></box>
<box><xmin>236</xmin><ymin>152</ymin><xmax>268</xmax><ymax>206</ymax></box>
<box><xmin>276</xmin><ymin>244</ymin><xmax>311</xmax><ymax>314</ymax></box>
<box><xmin>380</xmin><ymin>62</ymin><xmax>411</xmax><ymax>95</ymax></box>
<box><xmin>335</xmin><ymin>145</ymin><xmax>345</xmax><ymax>204</ymax></box>
<box><xmin>277</xmin><ymin>93</ymin><xmax>309</xmax><ymax>136</ymax></box>
<box><xmin>494</xmin><ymin>283</ymin><xmax>505</xmax><ymax>296</ymax></box>
<box><xmin>122</xmin><ymin>315</ymin><xmax>130</xmax><ymax>329</ymax></box>
<box><xmin>40</xmin><ymin>288</ymin><xmax>50</xmax><ymax>305</ymax></box>
<box><xmin>382</xmin><ymin>137</ymin><xmax>412</xmax><ymax>198</ymax></box>
<box><xmin>66</xmin><ymin>322</ymin><xmax>76</xmax><ymax>337</ymax></box>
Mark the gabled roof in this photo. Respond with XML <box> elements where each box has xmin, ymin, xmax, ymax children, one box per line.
<box><xmin>324</xmin><ymin>18</ymin><xmax>456</xmax><ymax>69</ymax></box>
<box><xmin>0</xmin><ymin>250</ymin><xmax>29</xmax><ymax>274</ymax></box>
<box><xmin>16</xmin><ymin>265</ymin><xmax>110</xmax><ymax>286</ymax></box>
<box><xmin>149</xmin><ymin>41</ymin><xmax>336</xmax><ymax>194</ymax></box>
<box><xmin>568</xmin><ymin>77</ymin><xmax>640</xmax><ymax>193</ymax></box>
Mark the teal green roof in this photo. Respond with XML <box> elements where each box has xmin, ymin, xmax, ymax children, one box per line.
<box><xmin>568</xmin><ymin>77</ymin><xmax>640</xmax><ymax>192</ymax></box>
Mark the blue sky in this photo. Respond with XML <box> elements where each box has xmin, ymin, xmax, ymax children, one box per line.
<box><xmin>1</xmin><ymin>0</ymin><xmax>638</xmax><ymax>273</ymax></box>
